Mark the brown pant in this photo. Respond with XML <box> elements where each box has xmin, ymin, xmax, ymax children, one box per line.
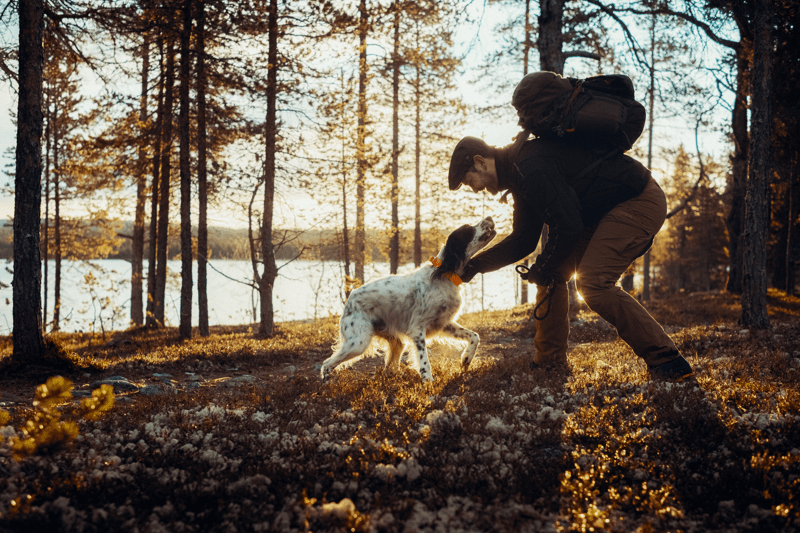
<box><xmin>533</xmin><ymin>177</ymin><xmax>678</xmax><ymax>367</ymax></box>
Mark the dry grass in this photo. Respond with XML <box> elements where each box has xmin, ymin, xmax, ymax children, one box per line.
<box><xmin>1</xmin><ymin>291</ymin><xmax>799</xmax><ymax>532</ymax></box>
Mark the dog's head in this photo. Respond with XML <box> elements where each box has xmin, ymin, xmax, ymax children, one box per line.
<box><xmin>436</xmin><ymin>217</ymin><xmax>496</xmax><ymax>276</ymax></box>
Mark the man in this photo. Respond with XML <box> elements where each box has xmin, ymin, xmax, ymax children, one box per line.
<box><xmin>448</xmin><ymin>134</ymin><xmax>695</xmax><ymax>382</ymax></box>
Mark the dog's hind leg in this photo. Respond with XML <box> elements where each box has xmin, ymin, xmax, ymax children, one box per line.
<box><xmin>383</xmin><ymin>336</ymin><xmax>405</xmax><ymax>372</ymax></box>
<box><xmin>443</xmin><ymin>322</ymin><xmax>480</xmax><ymax>370</ymax></box>
<box><xmin>321</xmin><ymin>319</ymin><xmax>373</xmax><ymax>380</ymax></box>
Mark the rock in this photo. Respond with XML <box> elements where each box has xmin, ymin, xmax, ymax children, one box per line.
<box><xmin>139</xmin><ymin>384</ymin><xmax>177</xmax><ymax>396</ymax></box>
<box><xmin>71</xmin><ymin>390</ymin><xmax>93</xmax><ymax>398</ymax></box>
<box><xmin>92</xmin><ymin>377</ymin><xmax>139</xmax><ymax>393</ymax></box>
<box><xmin>219</xmin><ymin>375</ymin><xmax>258</xmax><ymax>388</ymax></box>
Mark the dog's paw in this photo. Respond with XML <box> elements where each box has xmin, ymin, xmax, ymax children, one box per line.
<box><xmin>420</xmin><ymin>369</ymin><xmax>434</xmax><ymax>383</ymax></box>
<box><xmin>320</xmin><ymin>364</ymin><xmax>333</xmax><ymax>381</ymax></box>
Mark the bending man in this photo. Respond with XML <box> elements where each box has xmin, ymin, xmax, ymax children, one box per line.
<box><xmin>448</xmin><ymin>134</ymin><xmax>694</xmax><ymax>382</ymax></box>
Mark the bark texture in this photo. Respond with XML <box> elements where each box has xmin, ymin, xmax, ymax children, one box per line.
<box><xmin>389</xmin><ymin>3</ymin><xmax>400</xmax><ymax>275</ymax></box>
<box><xmin>13</xmin><ymin>0</ymin><xmax>45</xmax><ymax>361</ymax></box>
<box><xmin>258</xmin><ymin>0</ymin><xmax>279</xmax><ymax>337</ymax></box>
<box><xmin>354</xmin><ymin>0</ymin><xmax>368</xmax><ymax>286</ymax></box>
<box><xmin>154</xmin><ymin>40</ymin><xmax>175</xmax><ymax>325</ymax></box>
<box><xmin>131</xmin><ymin>35</ymin><xmax>150</xmax><ymax>327</ymax></box>
<box><xmin>146</xmin><ymin>37</ymin><xmax>164</xmax><ymax>328</ymax></box>
<box><xmin>726</xmin><ymin>44</ymin><xmax>750</xmax><ymax>294</ymax></box>
<box><xmin>741</xmin><ymin>0</ymin><xmax>772</xmax><ymax>328</ymax></box>
<box><xmin>197</xmin><ymin>0</ymin><xmax>209</xmax><ymax>336</ymax></box>
<box><xmin>537</xmin><ymin>0</ymin><xmax>565</xmax><ymax>74</ymax></box>
<box><xmin>179</xmin><ymin>0</ymin><xmax>193</xmax><ymax>340</ymax></box>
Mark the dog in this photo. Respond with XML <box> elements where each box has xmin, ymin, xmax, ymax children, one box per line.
<box><xmin>320</xmin><ymin>217</ymin><xmax>496</xmax><ymax>382</ymax></box>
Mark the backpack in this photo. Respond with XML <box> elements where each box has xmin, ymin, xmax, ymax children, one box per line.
<box><xmin>511</xmin><ymin>72</ymin><xmax>646</xmax><ymax>151</ymax></box>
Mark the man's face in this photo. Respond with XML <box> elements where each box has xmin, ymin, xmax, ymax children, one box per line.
<box><xmin>461</xmin><ymin>156</ymin><xmax>499</xmax><ymax>195</ymax></box>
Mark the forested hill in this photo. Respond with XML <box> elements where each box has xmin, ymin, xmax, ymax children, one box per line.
<box><xmin>0</xmin><ymin>220</ymin><xmax>456</xmax><ymax>264</ymax></box>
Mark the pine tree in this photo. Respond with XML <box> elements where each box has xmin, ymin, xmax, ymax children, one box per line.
<box><xmin>354</xmin><ymin>0</ymin><xmax>370</xmax><ymax>288</ymax></box>
<box><xmin>404</xmin><ymin>1</ymin><xmax>464</xmax><ymax>267</ymax></box>
<box><xmin>178</xmin><ymin>0</ymin><xmax>193</xmax><ymax>340</ymax></box>
<box><xmin>130</xmin><ymin>33</ymin><xmax>150</xmax><ymax>327</ymax></box>
<box><xmin>196</xmin><ymin>0</ymin><xmax>209</xmax><ymax>336</ymax></box>
<box><xmin>740</xmin><ymin>0</ymin><xmax>772</xmax><ymax>328</ymax></box>
<box><xmin>388</xmin><ymin>0</ymin><xmax>401</xmax><ymax>274</ymax></box>
<box><xmin>12</xmin><ymin>0</ymin><xmax>46</xmax><ymax>362</ymax></box>
<box><xmin>154</xmin><ymin>34</ymin><xmax>176</xmax><ymax>326</ymax></box>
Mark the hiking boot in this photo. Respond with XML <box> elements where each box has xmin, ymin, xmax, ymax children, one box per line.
<box><xmin>647</xmin><ymin>355</ymin><xmax>695</xmax><ymax>382</ymax></box>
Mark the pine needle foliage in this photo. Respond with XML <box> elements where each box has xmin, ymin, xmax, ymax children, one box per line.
<box><xmin>0</xmin><ymin>292</ymin><xmax>798</xmax><ymax>531</ymax></box>
<box><xmin>1</xmin><ymin>377</ymin><xmax>114</xmax><ymax>461</ymax></box>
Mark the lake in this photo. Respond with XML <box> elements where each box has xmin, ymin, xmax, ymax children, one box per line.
<box><xmin>0</xmin><ymin>259</ymin><xmax>525</xmax><ymax>334</ymax></box>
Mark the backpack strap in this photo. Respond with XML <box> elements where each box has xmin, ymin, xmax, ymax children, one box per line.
<box><xmin>555</xmin><ymin>80</ymin><xmax>585</xmax><ymax>136</ymax></box>
<box><xmin>574</xmin><ymin>147</ymin><xmax>620</xmax><ymax>181</ymax></box>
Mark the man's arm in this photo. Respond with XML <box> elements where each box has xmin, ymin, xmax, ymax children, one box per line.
<box><xmin>461</xmin><ymin>191</ymin><xmax>543</xmax><ymax>281</ymax></box>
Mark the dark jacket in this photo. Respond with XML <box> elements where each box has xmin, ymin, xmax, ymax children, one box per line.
<box><xmin>464</xmin><ymin>138</ymin><xmax>650</xmax><ymax>281</ymax></box>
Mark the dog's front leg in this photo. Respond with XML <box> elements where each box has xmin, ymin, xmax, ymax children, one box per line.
<box><xmin>443</xmin><ymin>322</ymin><xmax>480</xmax><ymax>370</ymax></box>
<box><xmin>411</xmin><ymin>328</ymin><xmax>434</xmax><ymax>382</ymax></box>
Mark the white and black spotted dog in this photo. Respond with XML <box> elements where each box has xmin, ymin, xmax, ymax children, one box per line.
<box><xmin>320</xmin><ymin>217</ymin><xmax>496</xmax><ymax>383</ymax></box>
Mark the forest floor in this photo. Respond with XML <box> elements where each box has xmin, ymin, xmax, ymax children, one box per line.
<box><xmin>1</xmin><ymin>289</ymin><xmax>800</xmax><ymax>532</ymax></box>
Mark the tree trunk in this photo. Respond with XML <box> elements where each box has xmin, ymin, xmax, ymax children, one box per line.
<box><xmin>131</xmin><ymin>34</ymin><xmax>150</xmax><ymax>327</ymax></box>
<box><xmin>258</xmin><ymin>0</ymin><xmax>279</xmax><ymax>337</ymax></box>
<box><xmin>536</xmin><ymin>0</ymin><xmax>562</xmax><ymax>313</ymax></box>
<box><xmin>52</xmin><ymin>101</ymin><xmax>61</xmax><ymax>332</ymax></box>
<box><xmin>389</xmin><ymin>3</ymin><xmax>400</xmax><ymax>275</ymax></box>
<box><xmin>13</xmin><ymin>0</ymin><xmax>45</xmax><ymax>362</ymax></box>
<box><xmin>155</xmin><ymin>39</ymin><xmax>175</xmax><ymax>326</ymax></box>
<box><xmin>197</xmin><ymin>0</ymin><xmax>209</xmax><ymax>336</ymax></box>
<box><xmin>643</xmin><ymin>13</ymin><xmax>657</xmax><ymax>302</ymax></box>
<box><xmin>740</xmin><ymin>1</ymin><xmax>772</xmax><ymax>328</ymax></box>
<box><xmin>146</xmin><ymin>35</ymin><xmax>164</xmax><ymax>328</ymax></box>
<box><xmin>523</xmin><ymin>0</ymin><xmax>532</xmax><ymax>75</ymax></box>
<box><xmin>519</xmin><ymin>0</ymin><xmax>533</xmax><ymax>305</ymax></box>
<box><xmin>413</xmin><ymin>54</ymin><xmax>421</xmax><ymax>268</ymax></box>
<box><xmin>726</xmin><ymin>44</ymin><xmax>750</xmax><ymax>294</ymax></box>
<box><xmin>337</xmin><ymin>69</ymin><xmax>352</xmax><ymax>298</ymax></box>
<box><xmin>178</xmin><ymin>0</ymin><xmax>193</xmax><ymax>340</ymax></box>
<box><xmin>537</xmin><ymin>0</ymin><xmax>565</xmax><ymax>74</ymax></box>
<box><xmin>354</xmin><ymin>0</ymin><xmax>368</xmax><ymax>286</ymax></box>
<box><xmin>787</xmin><ymin>156</ymin><xmax>795</xmax><ymax>296</ymax></box>
<box><xmin>43</xmin><ymin>90</ymin><xmax>50</xmax><ymax>327</ymax></box>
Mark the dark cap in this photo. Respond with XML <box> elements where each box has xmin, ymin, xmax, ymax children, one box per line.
<box><xmin>448</xmin><ymin>136</ymin><xmax>492</xmax><ymax>190</ymax></box>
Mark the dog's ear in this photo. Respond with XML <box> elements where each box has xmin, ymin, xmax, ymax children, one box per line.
<box><xmin>434</xmin><ymin>225</ymin><xmax>474</xmax><ymax>278</ymax></box>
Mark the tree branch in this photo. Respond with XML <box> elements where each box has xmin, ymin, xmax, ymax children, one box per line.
<box><xmin>589</xmin><ymin>1</ymin><xmax>741</xmax><ymax>51</ymax></box>
<box><xmin>666</xmin><ymin>117</ymin><xmax>707</xmax><ymax>219</ymax></box>
<box><xmin>581</xmin><ymin>0</ymin><xmax>647</xmax><ymax>68</ymax></box>
<box><xmin>563</xmin><ymin>50</ymin><xmax>602</xmax><ymax>62</ymax></box>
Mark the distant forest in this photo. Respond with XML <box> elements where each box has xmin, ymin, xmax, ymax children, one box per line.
<box><xmin>0</xmin><ymin>220</ymin><xmax>455</xmax><ymax>265</ymax></box>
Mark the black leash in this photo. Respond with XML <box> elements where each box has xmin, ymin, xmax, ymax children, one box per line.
<box><xmin>515</xmin><ymin>264</ymin><xmax>557</xmax><ymax>321</ymax></box>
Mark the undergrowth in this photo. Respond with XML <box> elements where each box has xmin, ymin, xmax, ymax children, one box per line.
<box><xmin>0</xmin><ymin>292</ymin><xmax>799</xmax><ymax>532</ymax></box>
